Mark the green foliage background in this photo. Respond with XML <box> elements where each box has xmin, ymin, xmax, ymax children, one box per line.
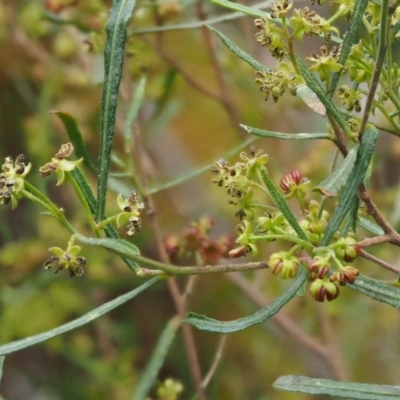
<box><xmin>1</xmin><ymin>0</ymin><xmax>400</xmax><ymax>399</ymax></box>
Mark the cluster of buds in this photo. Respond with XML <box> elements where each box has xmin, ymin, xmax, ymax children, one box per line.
<box><xmin>337</xmin><ymin>85</ymin><xmax>362</xmax><ymax>112</ymax></box>
<box><xmin>44</xmin><ymin>236</ymin><xmax>87</xmax><ymax>277</ymax></box>
<box><xmin>0</xmin><ymin>155</ymin><xmax>31</xmax><ymax>208</ymax></box>
<box><xmin>39</xmin><ymin>143</ymin><xmax>82</xmax><ymax>185</ymax></box>
<box><xmin>164</xmin><ymin>217</ymin><xmax>233</xmax><ymax>264</ymax></box>
<box><xmin>116</xmin><ymin>191</ymin><xmax>144</xmax><ymax>237</ymax></box>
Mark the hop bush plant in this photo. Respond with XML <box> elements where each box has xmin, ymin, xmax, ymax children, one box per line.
<box><xmin>2</xmin><ymin>0</ymin><xmax>400</xmax><ymax>398</ymax></box>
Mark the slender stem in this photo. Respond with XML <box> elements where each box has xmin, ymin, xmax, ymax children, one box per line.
<box><xmin>358</xmin><ymin>0</ymin><xmax>391</xmax><ymax>139</ymax></box>
<box><xmin>356</xmin><ymin>234</ymin><xmax>392</xmax><ymax>248</ymax></box>
<box><xmin>22</xmin><ymin>183</ymin><xmax>76</xmax><ymax>234</ymax></box>
<box><xmin>249</xmin><ymin>234</ymin><xmax>313</xmax><ymax>251</ymax></box>
<box><xmin>360</xmin><ymin>249</ymin><xmax>400</xmax><ymax>274</ymax></box>
<box><xmin>134</xmin><ymin>256</ymin><xmax>268</xmax><ymax>276</ymax></box>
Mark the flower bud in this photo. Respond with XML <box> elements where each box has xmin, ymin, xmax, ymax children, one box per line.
<box><xmin>269</xmin><ymin>251</ymin><xmax>300</xmax><ymax>279</ymax></box>
<box><xmin>310</xmin><ymin>279</ymin><xmax>340</xmax><ymax>302</ymax></box>
<box><xmin>330</xmin><ymin>265</ymin><xmax>359</xmax><ymax>285</ymax></box>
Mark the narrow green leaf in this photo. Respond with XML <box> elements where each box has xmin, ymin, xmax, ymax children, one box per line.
<box><xmin>242</xmin><ymin>125</ymin><xmax>331</xmax><ymax>140</ymax></box>
<box><xmin>124</xmin><ymin>76</ymin><xmax>146</xmax><ymax>145</ymax></box>
<box><xmin>296</xmin><ymin>55</ymin><xmax>349</xmax><ymax>134</ymax></box>
<box><xmin>258</xmin><ymin>167</ymin><xmax>308</xmax><ymax>241</ymax></box>
<box><xmin>358</xmin><ymin>217</ymin><xmax>384</xmax><ymax>236</ymax></box>
<box><xmin>185</xmin><ymin>268</ymin><xmax>308</xmax><ymax>333</ymax></box>
<box><xmin>0</xmin><ymin>356</ymin><xmax>4</xmax><ymax>382</ymax></box>
<box><xmin>77</xmin><ymin>234</ymin><xmax>140</xmax><ymax>260</ymax></box>
<box><xmin>147</xmin><ymin>136</ymin><xmax>257</xmax><ymax>195</ymax></box>
<box><xmin>52</xmin><ymin>111</ymin><xmax>97</xmax><ymax>171</ymax></box>
<box><xmin>321</xmin><ymin>128</ymin><xmax>378</xmax><ymax>245</ymax></box>
<box><xmin>348</xmin><ymin>275</ymin><xmax>400</xmax><ymax>310</ymax></box>
<box><xmin>0</xmin><ymin>277</ymin><xmax>163</xmax><ymax>356</ymax></box>
<box><xmin>329</xmin><ymin>0</ymin><xmax>369</xmax><ymax>95</ymax></box>
<box><xmin>131</xmin><ymin>318</ymin><xmax>179</xmax><ymax>400</ymax></box>
<box><xmin>211</xmin><ymin>0</ymin><xmax>267</xmax><ymax>18</ymax></box>
<box><xmin>314</xmin><ymin>145</ymin><xmax>359</xmax><ymax>197</ymax></box>
<box><xmin>273</xmin><ymin>375</ymin><xmax>400</xmax><ymax>399</ymax></box>
<box><xmin>70</xmin><ymin>169</ymin><xmax>139</xmax><ymax>271</ymax></box>
<box><xmin>97</xmin><ymin>0</ymin><xmax>137</xmax><ymax>223</ymax></box>
<box><xmin>207</xmin><ymin>25</ymin><xmax>266</xmax><ymax>71</ymax></box>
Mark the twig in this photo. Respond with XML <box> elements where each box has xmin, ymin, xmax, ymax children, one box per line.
<box><xmin>356</xmin><ymin>234</ymin><xmax>392</xmax><ymax>248</ymax></box>
<box><xmin>359</xmin><ymin>249</ymin><xmax>400</xmax><ymax>274</ymax></box>
<box><xmin>133</xmin><ymin>122</ymin><xmax>207</xmax><ymax>400</ymax></box>
<box><xmin>195</xmin><ymin>1</ymin><xmax>244</xmax><ymax>139</ymax></box>
<box><xmin>202</xmin><ymin>336</ymin><xmax>227</xmax><ymax>389</ymax></box>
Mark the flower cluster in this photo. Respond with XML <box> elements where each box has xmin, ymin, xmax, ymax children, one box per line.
<box><xmin>255</xmin><ymin>62</ymin><xmax>301</xmax><ymax>102</ymax></box>
<box><xmin>0</xmin><ymin>154</ymin><xmax>31</xmax><ymax>208</ymax></box>
<box><xmin>116</xmin><ymin>191</ymin><xmax>145</xmax><ymax>236</ymax></box>
<box><xmin>39</xmin><ymin>142</ymin><xmax>82</xmax><ymax>185</ymax></box>
<box><xmin>337</xmin><ymin>85</ymin><xmax>362</xmax><ymax>112</ymax></box>
<box><xmin>164</xmin><ymin>217</ymin><xmax>233</xmax><ymax>264</ymax></box>
<box><xmin>44</xmin><ymin>236</ymin><xmax>87</xmax><ymax>277</ymax></box>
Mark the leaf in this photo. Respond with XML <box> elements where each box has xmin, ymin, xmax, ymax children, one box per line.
<box><xmin>242</xmin><ymin>125</ymin><xmax>331</xmax><ymax>140</ymax></box>
<box><xmin>321</xmin><ymin>128</ymin><xmax>378</xmax><ymax>246</ymax></box>
<box><xmin>147</xmin><ymin>135</ymin><xmax>257</xmax><ymax>195</ymax></box>
<box><xmin>76</xmin><ymin>234</ymin><xmax>140</xmax><ymax>260</ymax></box>
<box><xmin>258</xmin><ymin>167</ymin><xmax>309</xmax><ymax>241</ymax></box>
<box><xmin>124</xmin><ymin>76</ymin><xmax>146</xmax><ymax>145</ymax></box>
<box><xmin>185</xmin><ymin>267</ymin><xmax>308</xmax><ymax>333</ymax></box>
<box><xmin>314</xmin><ymin>144</ymin><xmax>359</xmax><ymax>197</ymax></box>
<box><xmin>207</xmin><ymin>25</ymin><xmax>266</xmax><ymax>72</ymax></box>
<box><xmin>358</xmin><ymin>217</ymin><xmax>384</xmax><ymax>236</ymax></box>
<box><xmin>330</xmin><ymin>0</ymin><xmax>370</xmax><ymax>95</ymax></box>
<box><xmin>296</xmin><ymin>85</ymin><xmax>326</xmax><ymax>116</ymax></box>
<box><xmin>0</xmin><ymin>356</ymin><xmax>4</xmax><ymax>382</ymax></box>
<box><xmin>97</xmin><ymin>0</ymin><xmax>137</xmax><ymax>223</ymax></box>
<box><xmin>211</xmin><ymin>0</ymin><xmax>267</xmax><ymax>18</ymax></box>
<box><xmin>0</xmin><ymin>277</ymin><xmax>163</xmax><ymax>356</ymax></box>
<box><xmin>273</xmin><ymin>375</ymin><xmax>400</xmax><ymax>399</ymax></box>
<box><xmin>131</xmin><ymin>317</ymin><xmax>179</xmax><ymax>400</ymax></box>
<box><xmin>296</xmin><ymin>55</ymin><xmax>349</xmax><ymax>134</ymax></box>
<box><xmin>51</xmin><ymin>111</ymin><xmax>97</xmax><ymax>171</ymax></box>
<box><xmin>348</xmin><ymin>275</ymin><xmax>400</xmax><ymax>310</ymax></box>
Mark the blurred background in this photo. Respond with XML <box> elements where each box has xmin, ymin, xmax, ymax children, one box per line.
<box><xmin>1</xmin><ymin>0</ymin><xmax>400</xmax><ymax>399</ymax></box>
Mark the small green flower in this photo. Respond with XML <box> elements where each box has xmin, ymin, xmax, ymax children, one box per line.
<box><xmin>279</xmin><ymin>170</ymin><xmax>311</xmax><ymax>200</ymax></box>
<box><xmin>239</xmin><ymin>147</ymin><xmax>269</xmax><ymax>180</ymax></box>
<box><xmin>235</xmin><ymin>220</ymin><xmax>258</xmax><ymax>255</ymax></box>
<box><xmin>290</xmin><ymin>7</ymin><xmax>339</xmax><ymax>42</ymax></box>
<box><xmin>39</xmin><ymin>143</ymin><xmax>82</xmax><ymax>185</ymax></box>
<box><xmin>269</xmin><ymin>251</ymin><xmax>300</xmax><ymax>279</ymax></box>
<box><xmin>331</xmin><ymin>237</ymin><xmax>360</xmax><ymax>262</ymax></box>
<box><xmin>306</xmin><ymin>46</ymin><xmax>343</xmax><ymax>82</ymax></box>
<box><xmin>211</xmin><ymin>159</ymin><xmax>248</xmax><ymax>198</ymax></box>
<box><xmin>257</xmin><ymin>212</ymin><xmax>286</xmax><ymax>236</ymax></box>
<box><xmin>307</xmin><ymin>256</ymin><xmax>330</xmax><ymax>279</ymax></box>
<box><xmin>337</xmin><ymin>85</ymin><xmax>362</xmax><ymax>112</ymax></box>
<box><xmin>44</xmin><ymin>236</ymin><xmax>87</xmax><ymax>277</ymax></box>
<box><xmin>0</xmin><ymin>154</ymin><xmax>31</xmax><ymax>208</ymax></box>
<box><xmin>116</xmin><ymin>191</ymin><xmax>144</xmax><ymax>236</ymax></box>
